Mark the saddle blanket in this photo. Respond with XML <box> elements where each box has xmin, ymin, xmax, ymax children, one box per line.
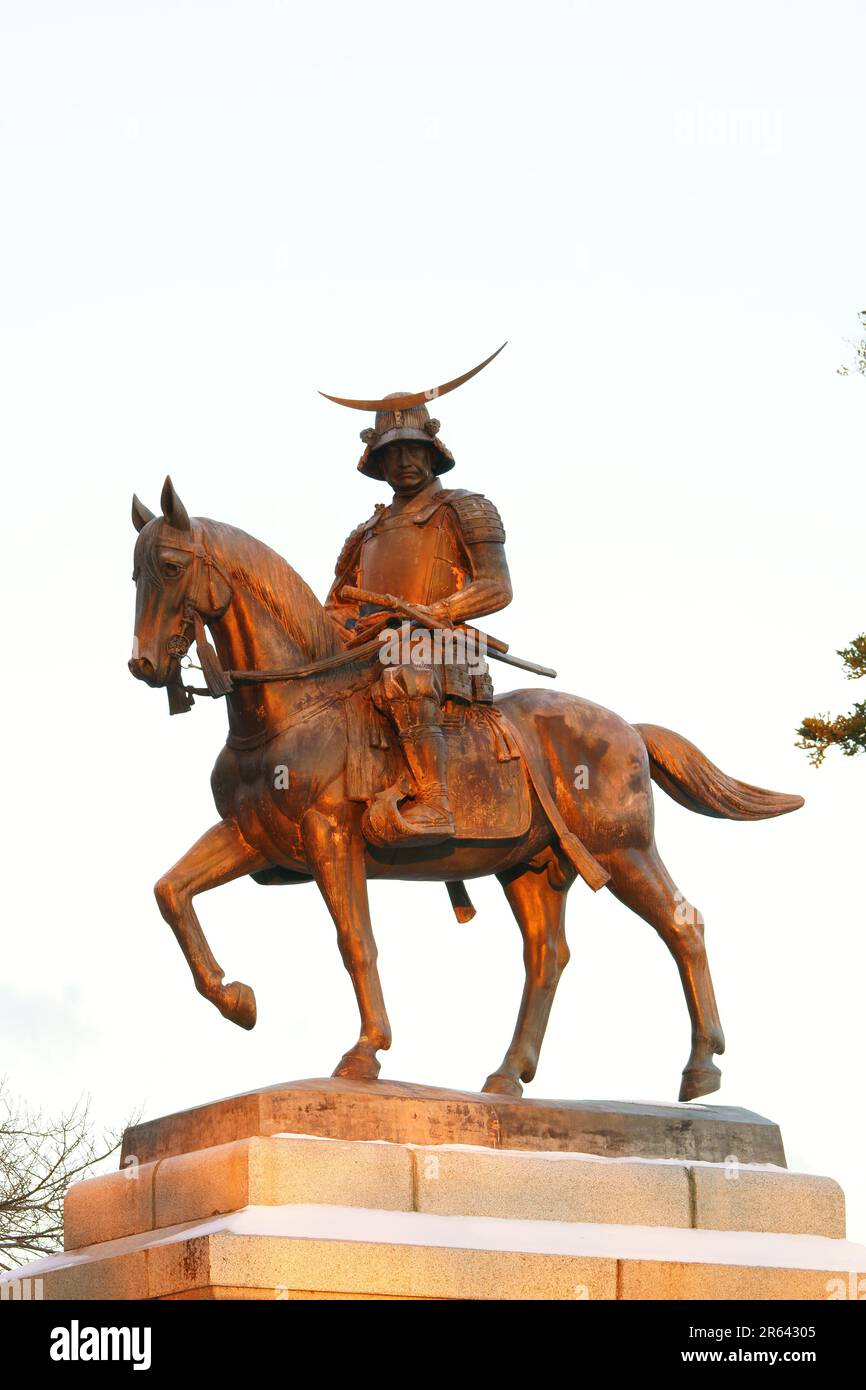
<box><xmin>344</xmin><ymin>695</ymin><xmax>532</xmax><ymax>842</ymax></box>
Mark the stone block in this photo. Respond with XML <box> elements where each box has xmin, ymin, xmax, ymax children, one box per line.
<box><xmin>64</xmin><ymin>1164</ymin><xmax>155</xmax><ymax>1251</ymax></box>
<box><xmin>691</xmin><ymin>1166</ymin><xmax>845</xmax><ymax>1238</ymax></box>
<box><xmin>413</xmin><ymin>1146</ymin><xmax>691</xmax><ymax>1228</ymax></box>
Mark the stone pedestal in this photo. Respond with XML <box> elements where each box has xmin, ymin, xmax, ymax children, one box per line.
<box><xmin>3</xmin><ymin>1079</ymin><xmax>863</xmax><ymax>1301</ymax></box>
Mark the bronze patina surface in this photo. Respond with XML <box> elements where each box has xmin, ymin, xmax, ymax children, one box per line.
<box><xmin>120</xmin><ymin>1077</ymin><xmax>787</xmax><ymax>1169</ymax></box>
<box><xmin>128</xmin><ymin>348</ymin><xmax>804</xmax><ymax>1103</ymax></box>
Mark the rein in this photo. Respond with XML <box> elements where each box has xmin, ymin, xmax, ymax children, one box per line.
<box><xmin>229</xmin><ymin>636</ymin><xmax>384</xmax><ymax>684</ymax></box>
<box><xmin>171</xmin><ymin>622</ymin><xmax>384</xmax><ymax>713</ymax></box>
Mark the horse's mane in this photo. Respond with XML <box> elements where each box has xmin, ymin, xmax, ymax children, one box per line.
<box><xmin>137</xmin><ymin>516</ymin><xmax>341</xmax><ymax>664</ymax></box>
<box><xmin>203</xmin><ymin>519</ymin><xmax>341</xmax><ymax>663</ymax></box>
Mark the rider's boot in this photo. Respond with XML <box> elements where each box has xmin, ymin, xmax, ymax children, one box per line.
<box><xmin>393</xmin><ymin>722</ymin><xmax>457</xmax><ymax>842</ymax></box>
<box><xmin>363</xmin><ymin>665</ymin><xmax>457</xmax><ymax>847</ymax></box>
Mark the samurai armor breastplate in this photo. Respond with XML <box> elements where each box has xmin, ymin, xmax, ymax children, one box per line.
<box><xmin>357</xmin><ymin>504</ymin><xmax>469</xmax><ymax>608</ymax></box>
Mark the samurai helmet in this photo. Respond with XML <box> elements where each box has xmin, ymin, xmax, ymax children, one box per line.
<box><xmin>319</xmin><ymin>343</ymin><xmax>506</xmax><ymax>481</ymax></box>
<box><xmin>356</xmin><ymin>396</ymin><xmax>452</xmax><ymax>480</ymax></box>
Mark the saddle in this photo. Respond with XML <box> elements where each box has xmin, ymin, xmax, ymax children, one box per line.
<box><xmin>344</xmin><ymin>692</ymin><xmax>532</xmax><ymax>842</ymax></box>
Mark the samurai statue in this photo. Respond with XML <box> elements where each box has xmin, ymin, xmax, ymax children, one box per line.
<box><xmin>323</xmin><ymin>347</ymin><xmax>512</xmax><ymax>847</ymax></box>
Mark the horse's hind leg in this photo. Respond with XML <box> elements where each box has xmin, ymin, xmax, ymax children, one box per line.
<box><xmin>604</xmin><ymin>845</ymin><xmax>725</xmax><ymax>1101</ymax></box>
<box><xmin>154</xmin><ymin>819</ymin><xmax>266</xmax><ymax>1028</ymax></box>
<box><xmin>482</xmin><ymin>850</ymin><xmax>573</xmax><ymax>1098</ymax></box>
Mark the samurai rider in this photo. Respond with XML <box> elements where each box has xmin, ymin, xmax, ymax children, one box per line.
<box><xmin>323</xmin><ymin>349</ymin><xmax>512</xmax><ymax>848</ymax></box>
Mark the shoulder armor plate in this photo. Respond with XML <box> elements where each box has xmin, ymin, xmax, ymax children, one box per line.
<box><xmin>447</xmin><ymin>492</ymin><xmax>506</xmax><ymax>546</ymax></box>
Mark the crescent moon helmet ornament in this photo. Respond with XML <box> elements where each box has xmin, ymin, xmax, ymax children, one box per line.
<box><xmin>319</xmin><ymin>342</ymin><xmax>508</xmax><ymax>412</ymax></box>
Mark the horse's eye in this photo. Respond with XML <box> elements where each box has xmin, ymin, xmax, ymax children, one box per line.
<box><xmin>163</xmin><ymin>561</ymin><xmax>182</xmax><ymax>578</ymax></box>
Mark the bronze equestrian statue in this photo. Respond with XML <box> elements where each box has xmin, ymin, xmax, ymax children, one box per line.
<box><xmin>128</xmin><ymin>348</ymin><xmax>803</xmax><ymax>1102</ymax></box>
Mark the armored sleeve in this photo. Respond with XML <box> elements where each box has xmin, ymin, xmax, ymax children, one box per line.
<box><xmin>330</xmin><ymin>506</ymin><xmax>384</xmax><ymax>583</ymax></box>
<box><xmin>332</xmin><ymin>515</ymin><xmax>367</xmax><ymax>578</ymax></box>
<box><xmin>325</xmin><ymin>509</ymin><xmax>382</xmax><ymax>620</ymax></box>
<box><xmin>446</xmin><ymin>492</ymin><xmax>506</xmax><ymax>546</ymax></box>
<box><xmin>431</xmin><ymin>491</ymin><xmax>511</xmax><ymax>623</ymax></box>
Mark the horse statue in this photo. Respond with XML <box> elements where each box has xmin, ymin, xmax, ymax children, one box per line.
<box><xmin>128</xmin><ymin>477</ymin><xmax>804</xmax><ymax>1102</ymax></box>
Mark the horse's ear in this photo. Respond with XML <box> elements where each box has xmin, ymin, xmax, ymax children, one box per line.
<box><xmin>160</xmin><ymin>475</ymin><xmax>191</xmax><ymax>532</ymax></box>
<box><xmin>132</xmin><ymin>494</ymin><xmax>156</xmax><ymax>532</ymax></box>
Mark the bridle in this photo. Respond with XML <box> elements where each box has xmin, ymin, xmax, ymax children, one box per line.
<box><xmin>148</xmin><ymin>531</ymin><xmax>235</xmax><ymax>714</ymax></box>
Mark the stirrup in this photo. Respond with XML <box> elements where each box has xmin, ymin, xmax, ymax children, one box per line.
<box><xmin>363</xmin><ymin>789</ymin><xmax>456</xmax><ymax>848</ymax></box>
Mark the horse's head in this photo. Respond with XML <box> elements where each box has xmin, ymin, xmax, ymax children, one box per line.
<box><xmin>129</xmin><ymin>476</ymin><xmax>232</xmax><ymax>690</ymax></box>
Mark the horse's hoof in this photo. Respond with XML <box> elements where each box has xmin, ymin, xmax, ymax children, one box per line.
<box><xmin>332</xmin><ymin>1049</ymin><xmax>381</xmax><ymax>1082</ymax></box>
<box><xmin>679</xmin><ymin>1062</ymin><xmax>721</xmax><ymax>1102</ymax></box>
<box><xmin>221</xmin><ymin>981</ymin><xmax>257</xmax><ymax>1030</ymax></box>
<box><xmin>481</xmin><ymin>1071</ymin><xmax>523</xmax><ymax>1098</ymax></box>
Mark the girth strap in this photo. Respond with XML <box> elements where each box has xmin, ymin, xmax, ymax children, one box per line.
<box><xmin>495</xmin><ymin>711</ymin><xmax>610</xmax><ymax>893</ymax></box>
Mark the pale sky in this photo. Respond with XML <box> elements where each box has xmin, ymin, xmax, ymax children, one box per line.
<box><xmin>1</xmin><ymin>1</ymin><xmax>864</xmax><ymax>1243</ymax></box>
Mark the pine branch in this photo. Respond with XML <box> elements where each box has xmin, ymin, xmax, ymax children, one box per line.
<box><xmin>838</xmin><ymin>634</ymin><xmax>866</xmax><ymax>681</ymax></box>
<box><xmin>798</xmin><ymin>628</ymin><xmax>866</xmax><ymax>766</ymax></box>
<box><xmin>796</xmin><ymin>706</ymin><xmax>866</xmax><ymax>766</ymax></box>
<box><xmin>837</xmin><ymin>310</ymin><xmax>866</xmax><ymax>377</ymax></box>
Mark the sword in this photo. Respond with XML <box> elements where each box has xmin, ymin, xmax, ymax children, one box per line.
<box><xmin>339</xmin><ymin>586</ymin><xmax>557</xmax><ymax>680</ymax></box>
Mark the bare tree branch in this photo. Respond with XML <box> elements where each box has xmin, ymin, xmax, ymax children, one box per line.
<box><xmin>0</xmin><ymin>1077</ymin><xmax>135</xmax><ymax>1271</ymax></box>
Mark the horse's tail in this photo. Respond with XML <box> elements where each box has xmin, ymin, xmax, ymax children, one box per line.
<box><xmin>635</xmin><ymin>723</ymin><xmax>804</xmax><ymax>821</ymax></box>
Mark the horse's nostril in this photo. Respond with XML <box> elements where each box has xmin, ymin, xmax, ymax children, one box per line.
<box><xmin>129</xmin><ymin>657</ymin><xmax>154</xmax><ymax>680</ymax></box>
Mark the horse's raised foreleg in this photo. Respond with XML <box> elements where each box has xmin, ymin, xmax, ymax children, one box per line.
<box><xmin>483</xmin><ymin>851</ymin><xmax>573</xmax><ymax>1098</ymax></box>
<box><xmin>603</xmin><ymin>845</ymin><xmax>725</xmax><ymax>1101</ymax></box>
<box><xmin>301</xmin><ymin>808</ymin><xmax>391</xmax><ymax>1081</ymax></box>
<box><xmin>154</xmin><ymin>819</ymin><xmax>266</xmax><ymax>1029</ymax></box>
